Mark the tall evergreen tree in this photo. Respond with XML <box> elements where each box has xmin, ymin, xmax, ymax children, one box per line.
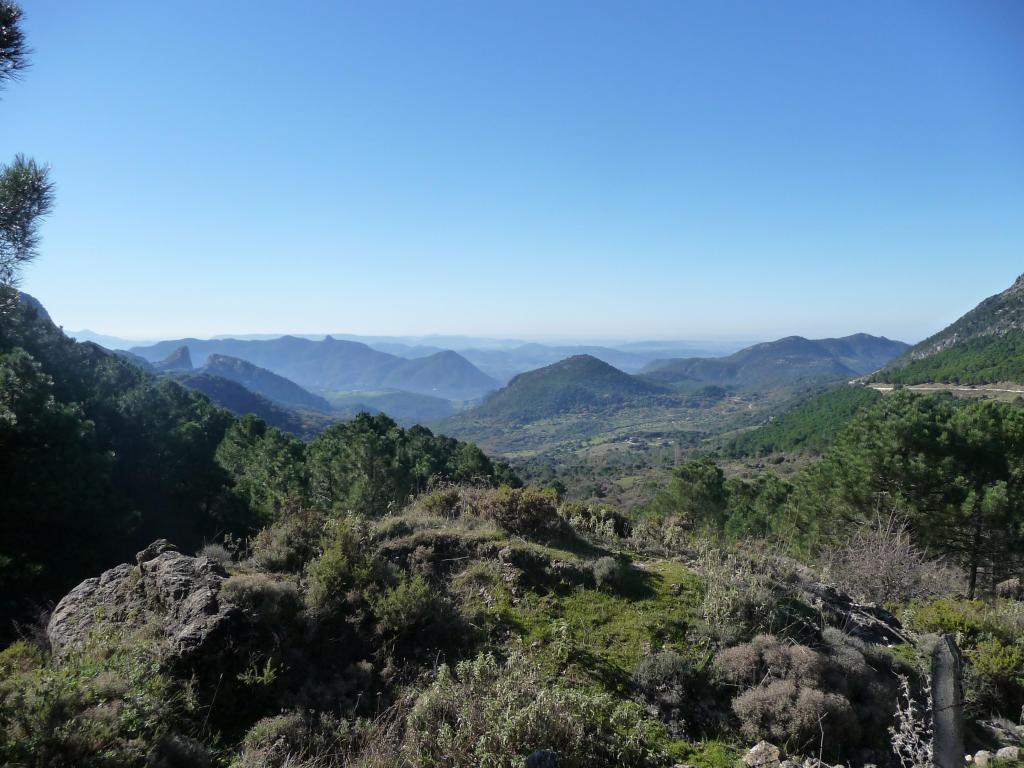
<box><xmin>0</xmin><ymin>4</ymin><xmax>53</xmax><ymax>310</ymax></box>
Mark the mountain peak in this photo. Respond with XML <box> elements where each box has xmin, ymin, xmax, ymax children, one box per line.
<box><xmin>466</xmin><ymin>354</ymin><xmax>665</xmax><ymax>423</ymax></box>
<box><xmin>1003</xmin><ymin>273</ymin><xmax>1024</xmax><ymax>297</ymax></box>
<box><xmin>153</xmin><ymin>346</ymin><xmax>193</xmax><ymax>372</ymax></box>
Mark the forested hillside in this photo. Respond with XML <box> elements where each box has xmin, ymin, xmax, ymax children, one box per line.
<box><xmin>721</xmin><ymin>385</ymin><xmax>882</xmax><ymax>457</ymax></box>
<box><xmin>0</xmin><ymin>296</ymin><xmax>515</xmax><ymax>636</ymax></box>
<box><xmin>203</xmin><ymin>354</ymin><xmax>333</xmax><ymax>411</ymax></box>
<box><xmin>462</xmin><ymin>354</ymin><xmax>668</xmax><ymax>422</ymax></box>
<box><xmin>642</xmin><ymin>334</ymin><xmax>907</xmax><ymax>389</ymax></box>
<box><xmin>877</xmin><ymin>273</ymin><xmax>1024</xmax><ymax>385</ymax></box>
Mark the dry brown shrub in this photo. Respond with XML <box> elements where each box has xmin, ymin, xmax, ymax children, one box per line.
<box><xmin>819</xmin><ymin>511</ymin><xmax>964</xmax><ymax>604</ymax></box>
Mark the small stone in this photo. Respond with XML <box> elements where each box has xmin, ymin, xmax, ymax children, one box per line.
<box><xmin>744</xmin><ymin>741</ymin><xmax>781</xmax><ymax>768</ymax></box>
<box><xmin>996</xmin><ymin>747</ymin><xmax>1020</xmax><ymax>763</ymax></box>
<box><xmin>974</xmin><ymin>751</ymin><xmax>993</xmax><ymax>768</ymax></box>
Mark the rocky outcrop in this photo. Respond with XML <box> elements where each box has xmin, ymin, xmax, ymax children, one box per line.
<box><xmin>806</xmin><ymin>582</ymin><xmax>911</xmax><ymax>645</ymax></box>
<box><xmin>743</xmin><ymin>741</ymin><xmax>781</xmax><ymax>768</ymax></box>
<box><xmin>995</xmin><ymin>577</ymin><xmax>1022</xmax><ymax>599</ymax></box>
<box><xmin>47</xmin><ymin>540</ymin><xmax>245</xmax><ymax>665</ymax></box>
<box><xmin>153</xmin><ymin>345</ymin><xmax>193</xmax><ymax>372</ymax></box>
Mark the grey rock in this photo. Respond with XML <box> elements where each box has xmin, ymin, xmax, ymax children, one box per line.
<box><xmin>744</xmin><ymin>741</ymin><xmax>781</xmax><ymax>768</ymax></box>
<box><xmin>137</xmin><ymin>538</ymin><xmax>178</xmax><ymax>564</ymax></box>
<box><xmin>47</xmin><ymin>542</ymin><xmax>243</xmax><ymax>665</ymax></box>
<box><xmin>996</xmin><ymin>747</ymin><xmax>1020</xmax><ymax>763</ymax></box>
<box><xmin>974</xmin><ymin>751</ymin><xmax>993</xmax><ymax>767</ymax></box>
<box><xmin>807</xmin><ymin>582</ymin><xmax>911</xmax><ymax>644</ymax></box>
<box><xmin>995</xmin><ymin>578</ymin><xmax>1022</xmax><ymax>599</ymax></box>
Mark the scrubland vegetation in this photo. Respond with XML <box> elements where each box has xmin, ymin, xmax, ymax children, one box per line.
<box><xmin>4</xmin><ymin>292</ymin><xmax>1024</xmax><ymax>765</ymax></box>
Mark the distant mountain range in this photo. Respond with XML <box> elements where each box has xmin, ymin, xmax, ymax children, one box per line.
<box><xmin>438</xmin><ymin>334</ymin><xmax>908</xmax><ymax>457</ymax></box>
<box><xmin>130</xmin><ymin>336</ymin><xmax>498</xmax><ymax>401</ymax></box>
<box><xmin>641</xmin><ymin>334</ymin><xmax>908</xmax><ymax>390</ymax></box>
<box><xmin>875</xmin><ymin>273</ymin><xmax>1024</xmax><ymax>385</ymax></box>
<box><xmin>168</xmin><ymin>372</ymin><xmax>333</xmax><ymax>439</ymax></box>
<box><xmin>202</xmin><ymin>354</ymin><xmax>333</xmax><ymax>412</ymax></box>
<box><xmin>66</xmin><ymin>330</ymin><xmax>160</xmax><ymax>349</ymax></box>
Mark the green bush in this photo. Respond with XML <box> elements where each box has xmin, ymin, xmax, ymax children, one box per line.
<box><xmin>0</xmin><ymin>629</ymin><xmax>190</xmax><ymax>768</ymax></box>
<box><xmin>418</xmin><ymin>486</ymin><xmax>465</xmax><ymax>518</ymax></box>
<box><xmin>632</xmin><ymin>650</ymin><xmax>704</xmax><ymax>734</ymax></box>
<box><xmin>221</xmin><ymin>573</ymin><xmax>302</xmax><ymax>626</ymax></box>
<box><xmin>372</xmin><ymin>574</ymin><xmax>446</xmax><ymax>639</ymax></box>
<box><xmin>905</xmin><ymin>598</ymin><xmax>1024</xmax><ymax>715</ymax></box>
<box><xmin>970</xmin><ymin>637</ymin><xmax>1024</xmax><ymax>685</ymax></box>
<box><xmin>198</xmin><ymin>541</ymin><xmax>233</xmax><ymax>566</ymax></box>
<box><xmin>304</xmin><ymin>515</ymin><xmax>387</xmax><ymax>616</ymax></box>
<box><xmin>592</xmin><ymin>556</ymin><xmax>624</xmax><ymax>591</ymax></box>
<box><xmin>967</xmin><ymin>637</ymin><xmax>1024</xmax><ymax>714</ymax></box>
<box><xmin>559</xmin><ymin>501</ymin><xmax>631</xmax><ymax>538</ymax></box>
<box><xmin>251</xmin><ymin>508</ymin><xmax>326</xmax><ymax>573</ymax></box>
<box><xmin>403</xmin><ymin>650</ymin><xmax>669</xmax><ymax>768</ymax></box>
<box><xmin>695</xmin><ymin>543</ymin><xmax>795</xmax><ymax>642</ymax></box>
<box><xmin>477</xmin><ymin>487</ymin><xmax>564</xmax><ymax>539</ymax></box>
<box><xmin>909</xmin><ymin>598</ymin><xmax>1000</xmax><ymax>642</ymax></box>
<box><xmin>231</xmin><ymin>711</ymin><xmax>351</xmax><ymax>768</ymax></box>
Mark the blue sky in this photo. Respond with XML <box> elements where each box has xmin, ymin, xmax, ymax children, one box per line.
<box><xmin>4</xmin><ymin>1</ymin><xmax>1023</xmax><ymax>342</ymax></box>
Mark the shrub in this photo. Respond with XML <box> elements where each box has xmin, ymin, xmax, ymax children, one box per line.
<box><xmin>221</xmin><ymin>573</ymin><xmax>302</xmax><ymax>626</ymax></box>
<box><xmin>251</xmin><ymin>508</ymin><xmax>326</xmax><ymax>573</ymax></box>
<box><xmin>715</xmin><ymin>635</ymin><xmax>828</xmax><ymax>689</ymax></box>
<box><xmin>0</xmin><ymin>627</ymin><xmax>188</xmax><ymax>767</ymax></box>
<box><xmin>0</xmin><ymin>640</ymin><xmax>44</xmax><ymax>676</ymax></box>
<box><xmin>968</xmin><ymin>637</ymin><xmax>1024</xmax><ymax>713</ymax></box>
<box><xmin>418</xmin><ymin>485</ymin><xmax>465</xmax><ymax>518</ymax></box>
<box><xmin>403</xmin><ymin>649</ymin><xmax>668</xmax><ymax>768</ymax></box>
<box><xmin>372</xmin><ymin>574</ymin><xmax>446</xmax><ymax>639</ymax></box>
<box><xmin>632</xmin><ymin>650</ymin><xmax>702</xmax><ymax>734</ymax></box>
<box><xmin>695</xmin><ymin>542</ymin><xmax>793</xmax><ymax>642</ymax></box>
<box><xmin>199</xmin><ymin>542</ymin><xmax>233</xmax><ymax>566</ymax></box>
<box><xmin>819</xmin><ymin>513</ymin><xmax>964</xmax><ymax>604</ymax></box>
<box><xmin>232</xmin><ymin>711</ymin><xmax>352</xmax><ymax>768</ymax></box>
<box><xmin>732</xmin><ymin>679</ymin><xmax>858</xmax><ymax>751</ymax></box>
<box><xmin>304</xmin><ymin>515</ymin><xmax>388</xmax><ymax>616</ymax></box>
<box><xmin>715</xmin><ymin>632</ymin><xmax>900</xmax><ymax>759</ymax></box>
<box><xmin>906</xmin><ymin>597</ymin><xmax>1024</xmax><ymax>647</ymax></box>
<box><xmin>372</xmin><ymin>516</ymin><xmax>415</xmax><ymax>541</ymax></box>
<box><xmin>559</xmin><ymin>501</ymin><xmax>631</xmax><ymax>538</ymax></box>
<box><xmin>476</xmin><ymin>487</ymin><xmax>564</xmax><ymax>539</ymax></box>
<box><xmin>592</xmin><ymin>556</ymin><xmax>624</xmax><ymax>591</ymax></box>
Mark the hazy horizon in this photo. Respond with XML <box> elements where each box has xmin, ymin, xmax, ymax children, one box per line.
<box><xmin>7</xmin><ymin>1</ymin><xmax>1023</xmax><ymax>340</ymax></box>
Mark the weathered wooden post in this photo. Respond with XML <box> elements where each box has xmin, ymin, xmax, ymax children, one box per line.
<box><xmin>932</xmin><ymin>634</ymin><xmax>965</xmax><ymax>768</ymax></box>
